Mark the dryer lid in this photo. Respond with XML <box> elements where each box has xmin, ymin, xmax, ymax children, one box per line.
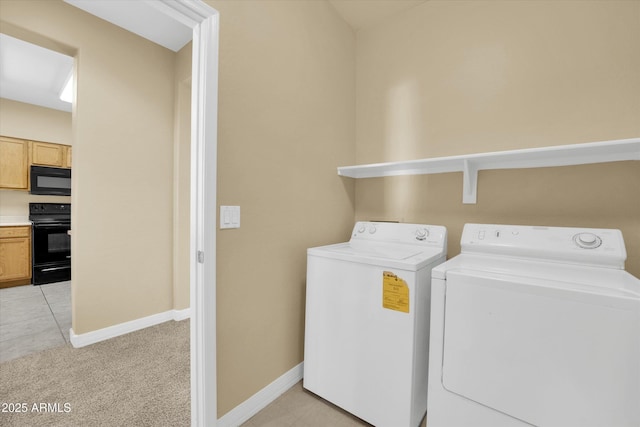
<box><xmin>441</xmin><ymin>270</ymin><xmax>640</xmax><ymax>427</ymax></box>
<box><xmin>432</xmin><ymin>254</ymin><xmax>640</xmax><ymax>298</ymax></box>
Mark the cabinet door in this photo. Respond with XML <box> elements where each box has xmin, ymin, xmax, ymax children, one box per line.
<box><xmin>31</xmin><ymin>141</ymin><xmax>65</xmax><ymax>167</ymax></box>
<box><xmin>0</xmin><ymin>136</ymin><xmax>29</xmax><ymax>189</ymax></box>
<box><xmin>0</xmin><ymin>227</ymin><xmax>31</xmax><ymax>282</ymax></box>
<box><xmin>65</xmin><ymin>146</ymin><xmax>72</xmax><ymax>168</ymax></box>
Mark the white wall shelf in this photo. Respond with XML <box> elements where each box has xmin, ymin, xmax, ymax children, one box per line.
<box><xmin>338</xmin><ymin>138</ymin><xmax>640</xmax><ymax>204</ymax></box>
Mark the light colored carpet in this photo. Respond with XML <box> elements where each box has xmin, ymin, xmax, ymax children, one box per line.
<box><xmin>0</xmin><ymin>319</ymin><xmax>190</xmax><ymax>426</ymax></box>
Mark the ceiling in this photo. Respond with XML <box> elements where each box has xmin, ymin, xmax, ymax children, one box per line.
<box><xmin>0</xmin><ymin>34</ymin><xmax>74</xmax><ymax>112</ymax></box>
<box><xmin>62</xmin><ymin>0</ymin><xmax>429</xmax><ymax>47</ymax></box>
<box><xmin>0</xmin><ymin>0</ymin><xmax>427</xmax><ymax>113</ymax></box>
<box><xmin>63</xmin><ymin>0</ymin><xmax>193</xmax><ymax>52</ymax></box>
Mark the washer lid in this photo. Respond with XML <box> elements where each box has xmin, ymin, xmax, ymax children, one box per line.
<box><xmin>308</xmin><ymin>241</ymin><xmax>445</xmax><ymax>271</ymax></box>
<box><xmin>331</xmin><ymin>241</ymin><xmax>421</xmax><ymax>260</ymax></box>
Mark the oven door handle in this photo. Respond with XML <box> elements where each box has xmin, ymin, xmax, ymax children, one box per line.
<box><xmin>40</xmin><ymin>266</ymin><xmax>71</xmax><ymax>272</ymax></box>
<box><xmin>33</xmin><ymin>223</ymin><xmax>71</xmax><ymax>229</ymax></box>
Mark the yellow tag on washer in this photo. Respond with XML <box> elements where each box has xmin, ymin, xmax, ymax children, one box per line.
<box><xmin>382</xmin><ymin>271</ymin><xmax>409</xmax><ymax>313</ymax></box>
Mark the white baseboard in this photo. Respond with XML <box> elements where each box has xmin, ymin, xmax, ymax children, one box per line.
<box><xmin>217</xmin><ymin>362</ymin><xmax>304</xmax><ymax>427</ymax></box>
<box><xmin>70</xmin><ymin>308</ymin><xmax>191</xmax><ymax>348</ymax></box>
<box><xmin>173</xmin><ymin>307</ymin><xmax>192</xmax><ymax>321</ymax></box>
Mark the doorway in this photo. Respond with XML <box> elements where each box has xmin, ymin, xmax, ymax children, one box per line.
<box><xmin>0</xmin><ymin>1</ymin><xmax>220</xmax><ymax>425</ymax></box>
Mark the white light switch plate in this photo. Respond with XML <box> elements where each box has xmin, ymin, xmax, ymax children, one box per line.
<box><xmin>220</xmin><ymin>206</ymin><xmax>240</xmax><ymax>229</ymax></box>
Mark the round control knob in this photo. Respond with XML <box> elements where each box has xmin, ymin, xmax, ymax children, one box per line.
<box><xmin>368</xmin><ymin>225</ymin><xmax>377</xmax><ymax>234</ymax></box>
<box><xmin>357</xmin><ymin>225</ymin><xmax>366</xmax><ymax>233</ymax></box>
<box><xmin>573</xmin><ymin>232</ymin><xmax>602</xmax><ymax>249</ymax></box>
<box><xmin>415</xmin><ymin>228</ymin><xmax>429</xmax><ymax>241</ymax></box>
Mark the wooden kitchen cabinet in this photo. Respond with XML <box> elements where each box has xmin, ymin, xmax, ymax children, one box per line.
<box><xmin>0</xmin><ymin>226</ymin><xmax>32</xmax><ymax>288</ymax></box>
<box><xmin>0</xmin><ymin>136</ymin><xmax>29</xmax><ymax>190</ymax></box>
<box><xmin>31</xmin><ymin>141</ymin><xmax>66</xmax><ymax>167</ymax></box>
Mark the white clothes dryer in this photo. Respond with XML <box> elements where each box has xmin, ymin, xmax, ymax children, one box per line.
<box><xmin>428</xmin><ymin>223</ymin><xmax>640</xmax><ymax>427</ymax></box>
<box><xmin>304</xmin><ymin>221</ymin><xmax>447</xmax><ymax>427</ymax></box>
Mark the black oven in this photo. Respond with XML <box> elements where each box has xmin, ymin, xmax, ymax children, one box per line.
<box><xmin>29</xmin><ymin>203</ymin><xmax>71</xmax><ymax>285</ymax></box>
<box><xmin>30</xmin><ymin>165</ymin><xmax>71</xmax><ymax>196</ymax></box>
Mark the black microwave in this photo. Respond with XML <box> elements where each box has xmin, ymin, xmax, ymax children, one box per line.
<box><xmin>30</xmin><ymin>165</ymin><xmax>71</xmax><ymax>196</ymax></box>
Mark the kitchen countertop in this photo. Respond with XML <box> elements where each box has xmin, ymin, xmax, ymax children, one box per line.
<box><xmin>0</xmin><ymin>216</ymin><xmax>32</xmax><ymax>226</ymax></box>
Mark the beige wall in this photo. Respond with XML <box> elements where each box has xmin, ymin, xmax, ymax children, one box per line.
<box><xmin>0</xmin><ymin>98</ymin><xmax>72</xmax><ymax>144</ymax></box>
<box><xmin>0</xmin><ymin>98</ymin><xmax>72</xmax><ymax>216</ymax></box>
<box><xmin>0</xmin><ymin>189</ymin><xmax>70</xmax><ymax>217</ymax></box>
<box><xmin>206</xmin><ymin>0</ymin><xmax>356</xmax><ymax>417</ymax></box>
<box><xmin>355</xmin><ymin>0</ymin><xmax>640</xmax><ymax>275</ymax></box>
<box><xmin>1</xmin><ymin>0</ymin><xmax>177</xmax><ymax>333</ymax></box>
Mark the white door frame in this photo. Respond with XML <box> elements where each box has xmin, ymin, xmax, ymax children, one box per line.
<box><xmin>190</xmin><ymin>8</ymin><xmax>219</xmax><ymax>427</ymax></box>
<box><xmin>154</xmin><ymin>1</ymin><xmax>219</xmax><ymax>426</ymax></box>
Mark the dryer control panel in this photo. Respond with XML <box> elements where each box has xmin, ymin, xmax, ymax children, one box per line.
<box><xmin>461</xmin><ymin>223</ymin><xmax>627</xmax><ymax>269</ymax></box>
<box><xmin>351</xmin><ymin>221</ymin><xmax>447</xmax><ymax>248</ymax></box>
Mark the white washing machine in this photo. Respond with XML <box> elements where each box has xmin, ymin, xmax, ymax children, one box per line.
<box><xmin>304</xmin><ymin>221</ymin><xmax>447</xmax><ymax>427</ymax></box>
<box><xmin>428</xmin><ymin>223</ymin><xmax>640</xmax><ymax>427</ymax></box>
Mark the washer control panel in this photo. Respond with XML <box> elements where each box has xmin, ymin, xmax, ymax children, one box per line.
<box><xmin>351</xmin><ymin>221</ymin><xmax>446</xmax><ymax>247</ymax></box>
<box><xmin>461</xmin><ymin>223</ymin><xmax>627</xmax><ymax>269</ymax></box>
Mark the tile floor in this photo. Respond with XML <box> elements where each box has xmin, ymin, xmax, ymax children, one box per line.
<box><xmin>241</xmin><ymin>381</ymin><xmax>427</xmax><ymax>427</ymax></box>
<box><xmin>0</xmin><ymin>280</ymin><xmax>71</xmax><ymax>363</ymax></box>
